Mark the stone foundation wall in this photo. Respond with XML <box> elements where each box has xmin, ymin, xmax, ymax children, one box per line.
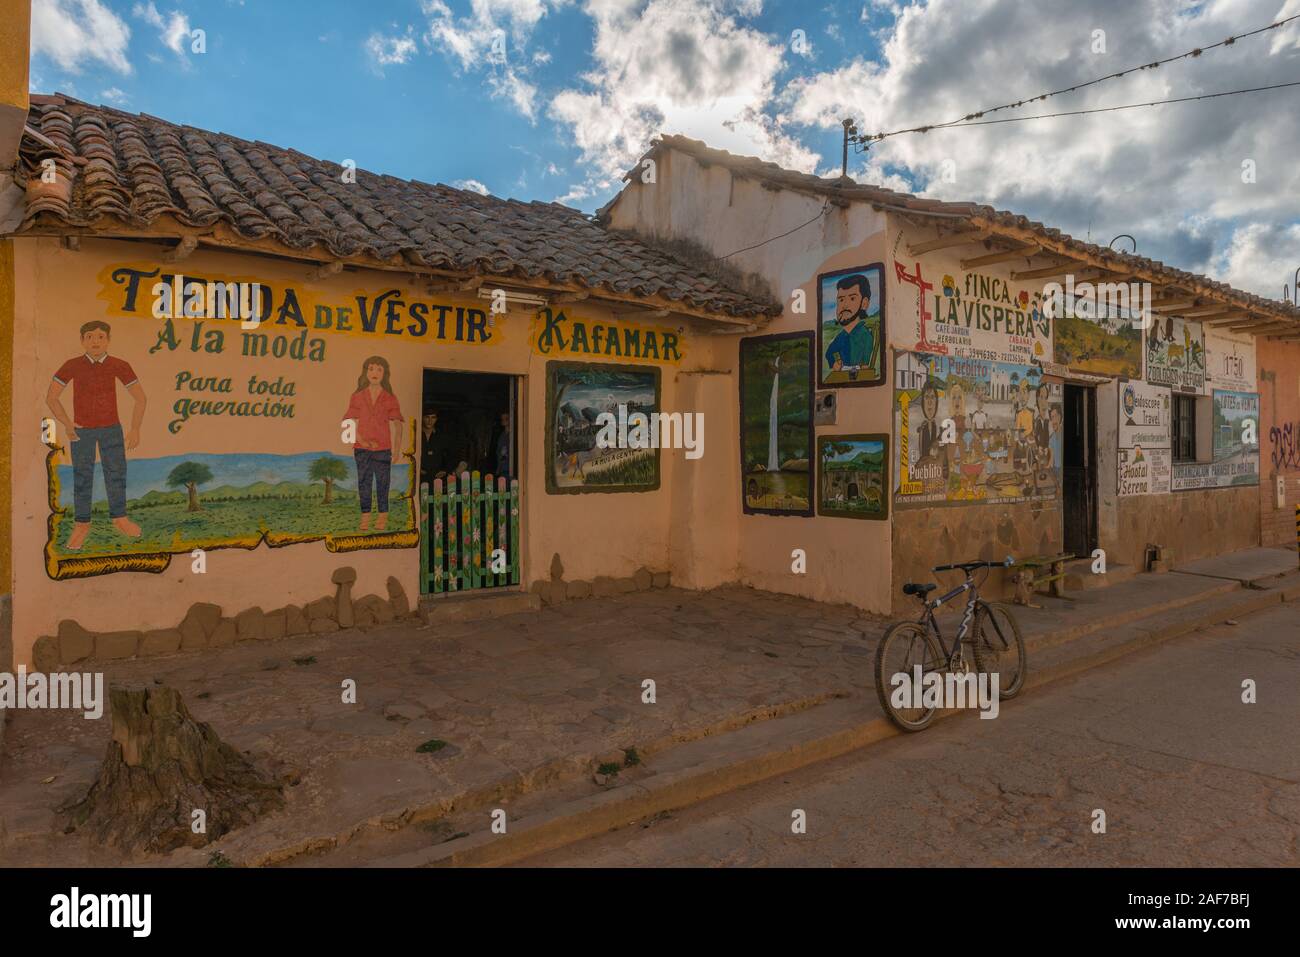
<box><xmin>530</xmin><ymin>557</ymin><xmax>671</xmax><ymax>606</ymax></box>
<box><xmin>1113</xmin><ymin>486</ymin><xmax>1260</xmax><ymax>570</ymax></box>
<box><xmin>28</xmin><ymin>567</ymin><xmax>415</xmax><ymax>671</ymax></box>
<box><xmin>891</xmin><ymin>502</ymin><xmax>1064</xmax><ymax>616</ymax></box>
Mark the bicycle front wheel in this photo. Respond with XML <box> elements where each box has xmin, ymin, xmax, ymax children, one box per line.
<box><xmin>875</xmin><ymin>622</ymin><xmax>945</xmax><ymax>732</ymax></box>
<box><xmin>973</xmin><ymin>601</ymin><xmax>1027</xmax><ymax>699</ymax></box>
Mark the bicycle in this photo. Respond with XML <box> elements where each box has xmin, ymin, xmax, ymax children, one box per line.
<box><xmin>874</xmin><ymin>557</ymin><xmax>1027</xmax><ymax>732</ymax></box>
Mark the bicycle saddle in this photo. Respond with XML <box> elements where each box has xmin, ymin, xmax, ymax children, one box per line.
<box><xmin>902</xmin><ymin>582</ymin><xmax>937</xmax><ymax>596</ymax></box>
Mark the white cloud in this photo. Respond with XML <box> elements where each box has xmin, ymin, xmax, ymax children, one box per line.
<box><xmin>420</xmin><ymin>0</ymin><xmax>561</xmax><ymax>121</ymax></box>
<box><xmin>99</xmin><ymin>86</ymin><xmax>129</xmax><ymax>104</ymax></box>
<box><xmin>455</xmin><ymin>178</ymin><xmax>491</xmax><ymax>195</ymax></box>
<box><xmin>779</xmin><ymin>0</ymin><xmax>1300</xmax><ymax>296</ymax></box>
<box><xmin>550</xmin><ymin>0</ymin><xmax>818</xmax><ymax>203</ymax></box>
<box><xmin>132</xmin><ymin>2</ymin><xmax>190</xmax><ymax>56</ymax></box>
<box><xmin>366</xmin><ymin>27</ymin><xmax>419</xmax><ymax>68</ymax></box>
<box><xmin>31</xmin><ymin>0</ymin><xmax>132</xmax><ymax>74</ymax></box>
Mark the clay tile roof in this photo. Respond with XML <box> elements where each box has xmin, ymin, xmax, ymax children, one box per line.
<box><xmin>622</xmin><ymin>134</ymin><xmax>1300</xmax><ymax>326</ymax></box>
<box><xmin>13</xmin><ymin>96</ymin><xmax>781</xmax><ymax>321</ymax></box>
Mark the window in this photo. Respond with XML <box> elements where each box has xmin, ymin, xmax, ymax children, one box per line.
<box><xmin>1172</xmin><ymin>394</ymin><xmax>1196</xmax><ymax>462</ymax></box>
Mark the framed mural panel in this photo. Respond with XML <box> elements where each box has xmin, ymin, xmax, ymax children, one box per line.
<box><xmin>893</xmin><ymin>351</ymin><xmax>1062</xmax><ymax>508</ymax></box>
<box><xmin>1205</xmin><ymin>328</ymin><xmax>1256</xmax><ymax>392</ymax></box>
<box><xmin>817</xmin><ymin>263</ymin><xmax>885</xmax><ymax>388</ymax></box>
<box><xmin>740</xmin><ymin>332</ymin><xmax>814</xmax><ymax>516</ymax></box>
<box><xmin>817</xmin><ymin>434</ymin><xmax>889</xmax><ymax>520</ymax></box>
<box><xmin>1052</xmin><ymin>297</ymin><xmax>1143</xmax><ymax>379</ymax></box>
<box><xmin>1145</xmin><ymin>315</ymin><xmax>1206</xmax><ymax>393</ymax></box>
<box><xmin>544</xmin><ymin>361</ymin><xmax>662</xmax><ymax>494</ymax></box>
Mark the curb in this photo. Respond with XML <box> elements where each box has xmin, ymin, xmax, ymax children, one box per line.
<box><xmin>393</xmin><ymin>578</ymin><xmax>1296</xmax><ymax>868</ymax></box>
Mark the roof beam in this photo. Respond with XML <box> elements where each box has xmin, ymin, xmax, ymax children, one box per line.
<box><xmin>959</xmin><ymin>244</ymin><xmax>1041</xmax><ymax>270</ymax></box>
<box><xmin>308</xmin><ymin>260</ymin><xmax>345</xmax><ymax>281</ymax></box>
<box><xmin>1229</xmin><ymin>320</ymin><xmax>1297</xmax><ymax>334</ymax></box>
<box><xmin>1008</xmin><ymin>259</ymin><xmax>1089</xmax><ymax>281</ymax></box>
<box><xmin>1179</xmin><ymin>305</ymin><xmax>1235</xmax><ymax>320</ymax></box>
<box><xmin>162</xmin><ymin>235</ymin><xmax>199</xmax><ymax>263</ymax></box>
<box><xmin>1200</xmin><ymin>312</ymin><xmax>1254</xmax><ymax>326</ymax></box>
<box><xmin>906</xmin><ymin>229</ymin><xmax>991</xmax><ymax>256</ymax></box>
<box><xmin>612</xmin><ymin>306</ymin><xmax>671</xmax><ymax>320</ymax></box>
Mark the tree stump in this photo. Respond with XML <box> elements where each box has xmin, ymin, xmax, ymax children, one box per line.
<box><xmin>62</xmin><ymin>686</ymin><xmax>286</xmax><ymax>854</ymax></box>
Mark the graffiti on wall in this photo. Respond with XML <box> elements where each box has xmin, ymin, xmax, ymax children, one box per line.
<box><xmin>544</xmin><ymin>361</ymin><xmax>661</xmax><ymax>494</ymax></box>
<box><xmin>1171</xmin><ymin>390</ymin><xmax>1260</xmax><ymax>490</ymax></box>
<box><xmin>897</xmin><ymin>265</ymin><xmax>1051</xmax><ymax>366</ymax></box>
<box><xmin>893</xmin><ymin>351</ymin><xmax>1062</xmax><ymax>508</ymax></box>
<box><xmin>1270</xmin><ymin>422</ymin><xmax>1300</xmax><ymax>471</ymax></box>
<box><xmin>817</xmin><ymin>264</ymin><xmax>885</xmax><ymax>387</ymax></box>
<box><xmin>817</xmin><ymin>434</ymin><xmax>889</xmax><ymax>520</ymax></box>
<box><xmin>1146</xmin><ymin>315</ymin><xmax>1206</xmax><ymax>393</ymax></box>
<box><xmin>740</xmin><ymin>332</ymin><xmax>813</xmax><ymax>516</ymax></box>
<box><xmin>1117</xmin><ymin>379</ymin><xmax>1172</xmax><ymax>496</ymax></box>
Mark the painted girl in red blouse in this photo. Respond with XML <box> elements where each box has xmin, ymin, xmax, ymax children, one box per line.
<box><xmin>343</xmin><ymin>356</ymin><xmax>403</xmax><ymax>531</ymax></box>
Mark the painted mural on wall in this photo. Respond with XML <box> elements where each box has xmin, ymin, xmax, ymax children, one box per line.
<box><xmin>817</xmin><ymin>435</ymin><xmax>888</xmax><ymax>520</ymax></box>
<box><xmin>1205</xmin><ymin>328</ymin><xmax>1256</xmax><ymax>392</ymax></box>
<box><xmin>817</xmin><ymin>264</ymin><xmax>885</xmax><ymax>387</ymax></box>
<box><xmin>530</xmin><ymin>308</ymin><xmax>685</xmax><ymax>364</ymax></box>
<box><xmin>544</xmin><ymin>361</ymin><xmax>661</xmax><ymax>494</ymax></box>
<box><xmin>896</xmin><ymin>263</ymin><xmax>1052</xmax><ymax>366</ymax></box>
<box><xmin>740</xmin><ymin>332</ymin><xmax>813</xmax><ymax>516</ymax></box>
<box><xmin>1117</xmin><ymin>379</ymin><xmax>1172</xmax><ymax>496</ymax></box>
<box><xmin>893</xmin><ymin>351</ymin><xmax>1062</xmax><ymax>508</ymax></box>
<box><xmin>1052</xmin><ymin>297</ymin><xmax>1143</xmax><ymax>378</ymax></box>
<box><xmin>1146</xmin><ymin>315</ymin><xmax>1206</xmax><ymax>393</ymax></box>
<box><xmin>39</xmin><ymin>264</ymin><xmax>436</xmax><ymax>579</ymax></box>
<box><xmin>1171</xmin><ymin>390</ymin><xmax>1260</xmax><ymax>490</ymax></box>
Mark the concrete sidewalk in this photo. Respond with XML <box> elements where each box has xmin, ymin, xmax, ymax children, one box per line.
<box><xmin>0</xmin><ymin>546</ymin><xmax>1294</xmax><ymax>867</ymax></box>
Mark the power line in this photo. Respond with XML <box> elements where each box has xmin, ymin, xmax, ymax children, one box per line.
<box><xmin>715</xmin><ymin>200</ymin><xmax>831</xmax><ymax>260</ymax></box>
<box><xmin>926</xmin><ymin>79</ymin><xmax>1300</xmax><ymax>130</ymax></box>
<box><xmin>860</xmin><ymin>13</ymin><xmax>1300</xmax><ymax>144</ymax></box>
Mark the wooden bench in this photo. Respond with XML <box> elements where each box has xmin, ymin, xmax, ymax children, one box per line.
<box><xmin>1008</xmin><ymin>553</ymin><xmax>1075</xmax><ymax>607</ymax></box>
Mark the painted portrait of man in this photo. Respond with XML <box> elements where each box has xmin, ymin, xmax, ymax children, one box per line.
<box><xmin>817</xmin><ymin>263</ymin><xmax>885</xmax><ymax>388</ymax></box>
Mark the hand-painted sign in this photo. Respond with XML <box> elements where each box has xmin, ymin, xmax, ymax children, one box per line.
<box><xmin>899</xmin><ymin>265</ymin><xmax>1051</xmax><ymax>366</ymax></box>
<box><xmin>1145</xmin><ymin>315</ymin><xmax>1206</xmax><ymax>393</ymax></box>
<box><xmin>1117</xmin><ymin>378</ymin><xmax>1172</xmax><ymax>496</ymax></box>
<box><xmin>893</xmin><ymin>351</ymin><xmax>1062</xmax><ymax>508</ymax></box>
<box><xmin>530</xmin><ymin>308</ymin><xmax>684</xmax><ymax>364</ymax></box>
<box><xmin>1205</xmin><ymin>328</ymin><xmax>1256</xmax><ymax>392</ymax></box>
<box><xmin>1171</xmin><ymin>390</ymin><xmax>1260</xmax><ymax>489</ymax></box>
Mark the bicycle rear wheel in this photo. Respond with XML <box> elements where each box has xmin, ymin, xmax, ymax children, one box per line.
<box><xmin>875</xmin><ymin>622</ymin><xmax>945</xmax><ymax>732</ymax></box>
<box><xmin>973</xmin><ymin>601</ymin><xmax>1027</xmax><ymax>699</ymax></box>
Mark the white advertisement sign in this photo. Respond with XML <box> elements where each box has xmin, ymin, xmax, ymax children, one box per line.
<box><xmin>1117</xmin><ymin>378</ymin><xmax>1172</xmax><ymax>497</ymax></box>
<box><xmin>1205</xmin><ymin>328</ymin><xmax>1257</xmax><ymax>392</ymax></box>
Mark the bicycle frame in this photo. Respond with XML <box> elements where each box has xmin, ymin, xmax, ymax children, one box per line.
<box><xmin>914</xmin><ymin>575</ymin><xmax>980</xmax><ymax>667</ymax></box>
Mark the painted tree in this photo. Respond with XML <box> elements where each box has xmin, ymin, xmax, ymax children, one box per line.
<box><xmin>166</xmin><ymin>461</ymin><xmax>213</xmax><ymax>512</ymax></box>
<box><xmin>310</xmin><ymin>455</ymin><xmax>349</xmax><ymax>504</ymax></box>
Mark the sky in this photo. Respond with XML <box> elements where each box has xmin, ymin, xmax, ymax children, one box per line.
<box><xmin>25</xmin><ymin>0</ymin><xmax>1300</xmax><ymax>298</ymax></box>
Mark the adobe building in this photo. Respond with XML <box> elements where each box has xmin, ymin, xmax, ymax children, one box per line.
<box><xmin>2</xmin><ymin>12</ymin><xmax>1299</xmax><ymax>673</ymax></box>
<box><xmin>603</xmin><ymin>137</ymin><xmax>1300</xmax><ymax>613</ymax></box>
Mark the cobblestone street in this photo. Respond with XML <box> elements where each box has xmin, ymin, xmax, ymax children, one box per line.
<box><xmin>525</xmin><ymin>603</ymin><xmax>1300</xmax><ymax>867</ymax></box>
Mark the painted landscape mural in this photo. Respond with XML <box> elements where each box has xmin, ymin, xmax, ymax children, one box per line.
<box><xmin>818</xmin><ymin>434</ymin><xmax>889</xmax><ymax>520</ymax></box>
<box><xmin>893</xmin><ymin>351</ymin><xmax>1063</xmax><ymax>507</ymax></box>
<box><xmin>740</xmin><ymin>332</ymin><xmax>813</xmax><ymax>516</ymax></box>
<box><xmin>545</xmin><ymin>361</ymin><xmax>661</xmax><ymax>493</ymax></box>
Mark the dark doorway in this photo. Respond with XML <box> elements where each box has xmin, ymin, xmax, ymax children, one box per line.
<box><xmin>1062</xmin><ymin>384</ymin><xmax>1097</xmax><ymax>556</ymax></box>
<box><xmin>420</xmin><ymin>370</ymin><xmax>518</xmax><ymax>595</ymax></box>
<box><xmin>419</xmin><ymin>370</ymin><xmax>515</xmax><ymax>485</ymax></box>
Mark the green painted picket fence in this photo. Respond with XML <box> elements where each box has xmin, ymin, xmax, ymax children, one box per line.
<box><xmin>420</xmin><ymin>472</ymin><xmax>520</xmax><ymax>595</ymax></box>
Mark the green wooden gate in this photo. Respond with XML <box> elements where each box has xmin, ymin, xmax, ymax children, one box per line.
<box><xmin>420</xmin><ymin>472</ymin><xmax>520</xmax><ymax>595</ymax></box>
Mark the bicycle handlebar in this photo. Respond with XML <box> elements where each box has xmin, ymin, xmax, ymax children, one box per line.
<box><xmin>932</xmin><ymin>556</ymin><xmax>1015</xmax><ymax>573</ymax></box>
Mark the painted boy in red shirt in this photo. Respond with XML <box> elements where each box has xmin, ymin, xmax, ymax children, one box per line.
<box><xmin>45</xmin><ymin>321</ymin><xmax>148</xmax><ymax>551</ymax></box>
<box><xmin>343</xmin><ymin>355</ymin><xmax>403</xmax><ymax>532</ymax></box>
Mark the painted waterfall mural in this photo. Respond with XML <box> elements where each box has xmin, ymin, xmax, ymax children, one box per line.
<box><xmin>740</xmin><ymin>332</ymin><xmax>813</xmax><ymax>516</ymax></box>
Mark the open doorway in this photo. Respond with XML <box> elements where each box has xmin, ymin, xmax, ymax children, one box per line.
<box><xmin>420</xmin><ymin>370</ymin><xmax>518</xmax><ymax>595</ymax></box>
<box><xmin>1062</xmin><ymin>383</ymin><xmax>1097</xmax><ymax>557</ymax></box>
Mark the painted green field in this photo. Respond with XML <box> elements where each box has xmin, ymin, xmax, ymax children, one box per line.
<box><xmin>51</xmin><ymin>490</ymin><xmax>414</xmax><ymax>556</ymax></box>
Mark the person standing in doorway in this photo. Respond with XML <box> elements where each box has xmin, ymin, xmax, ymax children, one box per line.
<box><xmin>46</xmin><ymin>321</ymin><xmax>147</xmax><ymax>551</ymax></box>
<box><xmin>495</xmin><ymin>411</ymin><xmax>511</xmax><ymax>477</ymax></box>
<box><xmin>343</xmin><ymin>356</ymin><xmax>403</xmax><ymax>532</ymax></box>
<box><xmin>421</xmin><ymin>409</ymin><xmax>457</xmax><ymax>484</ymax></box>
